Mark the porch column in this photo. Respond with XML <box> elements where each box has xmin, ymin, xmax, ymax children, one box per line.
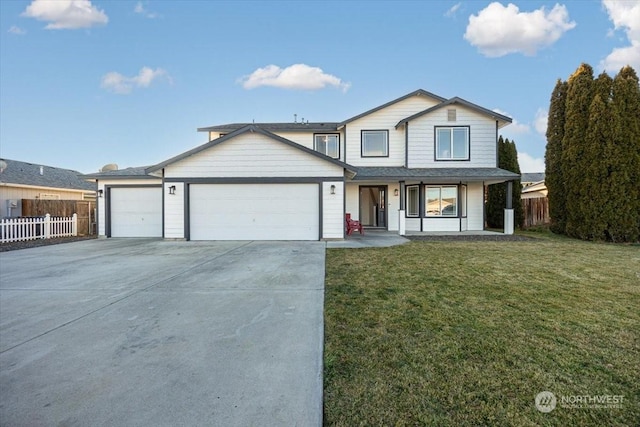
<box><xmin>398</xmin><ymin>181</ymin><xmax>406</xmax><ymax>235</ymax></box>
<box><xmin>504</xmin><ymin>180</ymin><xmax>514</xmax><ymax>235</ymax></box>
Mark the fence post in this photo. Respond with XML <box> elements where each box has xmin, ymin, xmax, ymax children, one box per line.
<box><xmin>72</xmin><ymin>213</ymin><xmax>78</xmax><ymax>236</ymax></box>
<box><xmin>44</xmin><ymin>213</ymin><xmax>51</xmax><ymax>239</ymax></box>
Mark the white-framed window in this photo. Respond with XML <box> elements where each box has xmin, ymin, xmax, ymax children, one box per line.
<box><xmin>435</xmin><ymin>127</ymin><xmax>469</xmax><ymax>160</ymax></box>
<box><xmin>314</xmin><ymin>134</ymin><xmax>340</xmax><ymax>158</ymax></box>
<box><xmin>406</xmin><ymin>185</ymin><xmax>419</xmax><ymax>217</ymax></box>
<box><xmin>361</xmin><ymin>130</ymin><xmax>388</xmax><ymax>157</ymax></box>
<box><xmin>426</xmin><ymin>186</ymin><xmax>458</xmax><ymax>216</ymax></box>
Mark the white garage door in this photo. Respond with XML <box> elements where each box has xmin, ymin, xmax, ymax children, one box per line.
<box><xmin>190</xmin><ymin>184</ymin><xmax>319</xmax><ymax>240</ymax></box>
<box><xmin>110</xmin><ymin>187</ymin><xmax>162</xmax><ymax>237</ymax></box>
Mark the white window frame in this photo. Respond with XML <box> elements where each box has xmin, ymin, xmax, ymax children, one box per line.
<box><xmin>361</xmin><ymin>130</ymin><xmax>389</xmax><ymax>157</ymax></box>
<box><xmin>314</xmin><ymin>134</ymin><xmax>340</xmax><ymax>159</ymax></box>
<box><xmin>435</xmin><ymin>126</ymin><xmax>469</xmax><ymax>161</ymax></box>
<box><xmin>426</xmin><ymin>186</ymin><xmax>458</xmax><ymax>217</ymax></box>
<box><xmin>406</xmin><ymin>185</ymin><xmax>419</xmax><ymax>217</ymax></box>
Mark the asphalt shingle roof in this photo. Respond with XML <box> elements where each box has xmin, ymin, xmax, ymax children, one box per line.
<box><xmin>353</xmin><ymin>167</ymin><xmax>520</xmax><ymax>182</ymax></box>
<box><xmin>520</xmin><ymin>172</ymin><xmax>545</xmax><ymax>183</ymax></box>
<box><xmin>197</xmin><ymin>122</ymin><xmax>340</xmax><ymax>133</ymax></box>
<box><xmin>83</xmin><ymin>166</ymin><xmax>154</xmax><ymax>179</ymax></box>
<box><xmin>0</xmin><ymin>158</ymin><xmax>95</xmax><ymax>191</ymax></box>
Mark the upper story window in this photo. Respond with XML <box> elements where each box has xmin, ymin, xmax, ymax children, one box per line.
<box><xmin>314</xmin><ymin>134</ymin><xmax>340</xmax><ymax>158</ymax></box>
<box><xmin>435</xmin><ymin>126</ymin><xmax>469</xmax><ymax>161</ymax></box>
<box><xmin>361</xmin><ymin>130</ymin><xmax>389</xmax><ymax>157</ymax></box>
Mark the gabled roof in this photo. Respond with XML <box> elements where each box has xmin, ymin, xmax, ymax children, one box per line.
<box><xmin>197</xmin><ymin>122</ymin><xmax>339</xmax><ymax>133</ymax></box>
<box><xmin>395</xmin><ymin>97</ymin><xmax>513</xmax><ymax>129</ymax></box>
<box><xmin>0</xmin><ymin>158</ymin><xmax>95</xmax><ymax>192</ymax></box>
<box><xmin>338</xmin><ymin>89</ymin><xmax>447</xmax><ymax>127</ymax></box>
<box><xmin>83</xmin><ymin>166</ymin><xmax>157</xmax><ymax>180</ymax></box>
<box><xmin>146</xmin><ymin>125</ymin><xmax>357</xmax><ymax>175</ymax></box>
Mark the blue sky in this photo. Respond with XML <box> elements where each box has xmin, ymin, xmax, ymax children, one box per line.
<box><xmin>1</xmin><ymin>0</ymin><xmax>638</xmax><ymax>173</ymax></box>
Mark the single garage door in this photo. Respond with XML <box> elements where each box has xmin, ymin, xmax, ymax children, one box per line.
<box><xmin>190</xmin><ymin>184</ymin><xmax>319</xmax><ymax>240</ymax></box>
<box><xmin>110</xmin><ymin>187</ymin><xmax>162</xmax><ymax>237</ymax></box>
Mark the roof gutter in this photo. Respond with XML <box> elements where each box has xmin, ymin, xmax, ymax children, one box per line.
<box><xmin>0</xmin><ymin>182</ymin><xmax>94</xmax><ymax>193</ymax></box>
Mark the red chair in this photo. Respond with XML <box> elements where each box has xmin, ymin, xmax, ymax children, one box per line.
<box><xmin>345</xmin><ymin>213</ymin><xmax>364</xmax><ymax>235</ymax></box>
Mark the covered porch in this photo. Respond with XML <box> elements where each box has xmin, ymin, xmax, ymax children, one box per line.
<box><xmin>347</xmin><ymin>167</ymin><xmax>520</xmax><ymax>236</ymax></box>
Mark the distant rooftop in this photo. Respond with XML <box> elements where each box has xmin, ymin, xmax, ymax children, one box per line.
<box><xmin>83</xmin><ymin>166</ymin><xmax>154</xmax><ymax>179</ymax></box>
<box><xmin>521</xmin><ymin>172</ymin><xmax>545</xmax><ymax>183</ymax></box>
<box><xmin>197</xmin><ymin>122</ymin><xmax>340</xmax><ymax>133</ymax></box>
<box><xmin>0</xmin><ymin>158</ymin><xmax>95</xmax><ymax>192</ymax></box>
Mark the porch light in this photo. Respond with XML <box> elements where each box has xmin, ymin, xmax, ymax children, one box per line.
<box><xmin>394</xmin><ymin>189</ymin><xmax>399</xmax><ymax>196</ymax></box>
<box><xmin>169</xmin><ymin>185</ymin><xmax>176</xmax><ymax>195</ymax></box>
<box><xmin>97</xmin><ymin>189</ymin><xmax>103</xmax><ymax>198</ymax></box>
<box><xmin>330</xmin><ymin>184</ymin><xmax>336</xmax><ymax>195</ymax></box>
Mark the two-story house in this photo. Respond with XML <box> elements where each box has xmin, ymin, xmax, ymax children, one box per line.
<box><xmin>85</xmin><ymin>89</ymin><xmax>518</xmax><ymax>240</ymax></box>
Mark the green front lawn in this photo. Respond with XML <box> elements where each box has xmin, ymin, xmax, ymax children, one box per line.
<box><xmin>324</xmin><ymin>234</ymin><xmax>639</xmax><ymax>426</ymax></box>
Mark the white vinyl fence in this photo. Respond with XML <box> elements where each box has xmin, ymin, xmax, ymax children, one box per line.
<box><xmin>0</xmin><ymin>214</ymin><xmax>77</xmax><ymax>244</ymax></box>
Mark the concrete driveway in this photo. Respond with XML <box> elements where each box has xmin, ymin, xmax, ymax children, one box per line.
<box><xmin>0</xmin><ymin>239</ymin><xmax>325</xmax><ymax>426</ymax></box>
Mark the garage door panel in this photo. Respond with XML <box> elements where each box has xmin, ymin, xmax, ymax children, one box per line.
<box><xmin>110</xmin><ymin>187</ymin><xmax>162</xmax><ymax>237</ymax></box>
<box><xmin>190</xmin><ymin>184</ymin><xmax>318</xmax><ymax>241</ymax></box>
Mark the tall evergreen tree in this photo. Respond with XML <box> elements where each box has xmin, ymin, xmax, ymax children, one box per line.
<box><xmin>486</xmin><ymin>136</ymin><xmax>523</xmax><ymax>229</ymax></box>
<box><xmin>486</xmin><ymin>136</ymin><xmax>506</xmax><ymax>229</ymax></box>
<box><xmin>607</xmin><ymin>66</ymin><xmax>640</xmax><ymax>242</ymax></box>
<box><xmin>562</xmin><ymin>63</ymin><xmax>595</xmax><ymax>238</ymax></box>
<box><xmin>545</xmin><ymin>79</ymin><xmax>568</xmax><ymax>234</ymax></box>
<box><xmin>508</xmin><ymin>139</ymin><xmax>524</xmax><ymax>228</ymax></box>
<box><xmin>581</xmin><ymin>92</ymin><xmax>612</xmax><ymax>239</ymax></box>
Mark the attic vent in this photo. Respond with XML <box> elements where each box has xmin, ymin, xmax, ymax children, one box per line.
<box><xmin>447</xmin><ymin>109</ymin><xmax>456</xmax><ymax>122</ymax></box>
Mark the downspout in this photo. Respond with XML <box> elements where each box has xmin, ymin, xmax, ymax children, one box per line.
<box><xmin>495</xmin><ymin>121</ymin><xmax>499</xmax><ymax>167</ymax></box>
<box><xmin>161</xmin><ymin>168</ymin><xmax>165</xmax><ymax>239</ymax></box>
<box><xmin>405</xmin><ymin>123</ymin><xmax>409</xmax><ymax>168</ymax></box>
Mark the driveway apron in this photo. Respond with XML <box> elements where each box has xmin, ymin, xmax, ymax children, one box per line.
<box><xmin>0</xmin><ymin>239</ymin><xmax>325</xmax><ymax>426</ymax></box>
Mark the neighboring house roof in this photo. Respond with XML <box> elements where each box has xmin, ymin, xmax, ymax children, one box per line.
<box><xmin>197</xmin><ymin>122</ymin><xmax>340</xmax><ymax>133</ymax></box>
<box><xmin>353</xmin><ymin>167</ymin><xmax>520</xmax><ymax>182</ymax></box>
<box><xmin>83</xmin><ymin>166</ymin><xmax>157</xmax><ymax>180</ymax></box>
<box><xmin>521</xmin><ymin>172</ymin><xmax>545</xmax><ymax>183</ymax></box>
<box><xmin>147</xmin><ymin>125</ymin><xmax>357</xmax><ymax>175</ymax></box>
<box><xmin>0</xmin><ymin>158</ymin><xmax>95</xmax><ymax>192</ymax></box>
<box><xmin>338</xmin><ymin>89</ymin><xmax>447</xmax><ymax>127</ymax></box>
<box><xmin>396</xmin><ymin>97</ymin><xmax>513</xmax><ymax>129</ymax></box>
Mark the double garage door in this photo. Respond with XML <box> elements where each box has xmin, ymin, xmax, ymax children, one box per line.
<box><xmin>190</xmin><ymin>184</ymin><xmax>319</xmax><ymax>241</ymax></box>
<box><xmin>109</xmin><ymin>184</ymin><xmax>320</xmax><ymax>240</ymax></box>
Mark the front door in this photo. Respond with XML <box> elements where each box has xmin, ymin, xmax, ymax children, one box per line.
<box><xmin>359</xmin><ymin>186</ymin><xmax>387</xmax><ymax>228</ymax></box>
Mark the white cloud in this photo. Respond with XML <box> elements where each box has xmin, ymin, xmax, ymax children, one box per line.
<box><xmin>494</xmin><ymin>109</ymin><xmax>530</xmax><ymax>134</ymax></box>
<box><xmin>518</xmin><ymin>152</ymin><xmax>545</xmax><ymax>173</ymax></box>
<box><xmin>534</xmin><ymin>108</ymin><xmax>548</xmax><ymax>135</ymax></box>
<box><xmin>101</xmin><ymin>67</ymin><xmax>169</xmax><ymax>95</ymax></box>
<box><xmin>134</xmin><ymin>2</ymin><xmax>159</xmax><ymax>19</ymax></box>
<box><xmin>239</xmin><ymin>64</ymin><xmax>351</xmax><ymax>92</ymax></box>
<box><xmin>600</xmin><ymin>0</ymin><xmax>640</xmax><ymax>73</ymax></box>
<box><xmin>445</xmin><ymin>2</ymin><xmax>461</xmax><ymax>17</ymax></box>
<box><xmin>464</xmin><ymin>2</ymin><xmax>576</xmax><ymax>57</ymax></box>
<box><xmin>22</xmin><ymin>0</ymin><xmax>108</xmax><ymax>30</ymax></box>
<box><xmin>8</xmin><ymin>26</ymin><xmax>26</xmax><ymax>35</ymax></box>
